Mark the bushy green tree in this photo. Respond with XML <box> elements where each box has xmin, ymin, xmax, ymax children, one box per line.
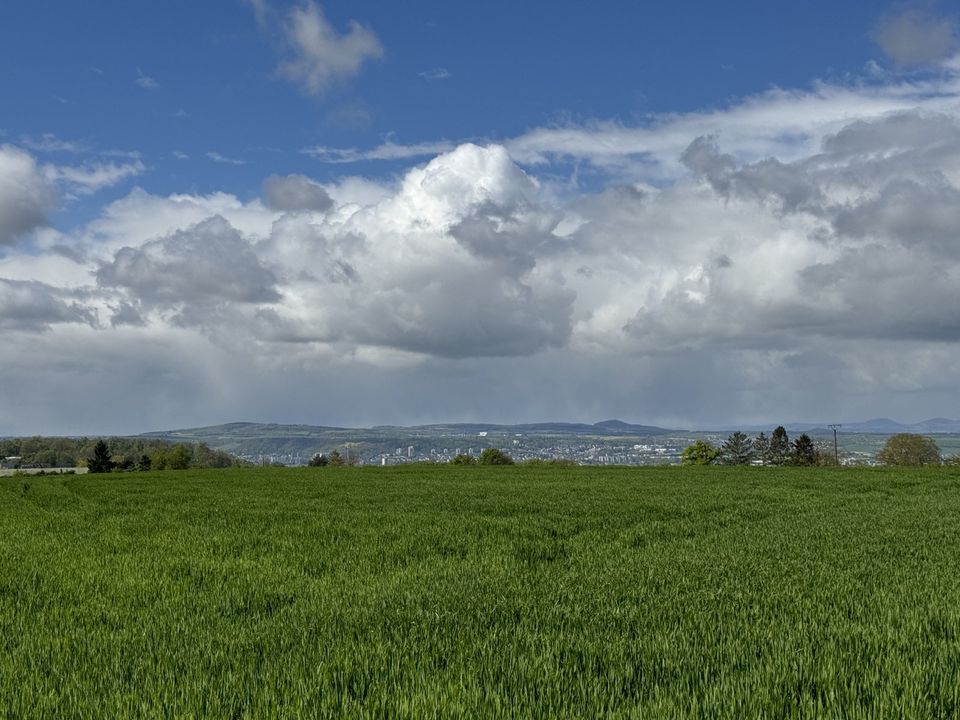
<box><xmin>479</xmin><ymin>448</ymin><xmax>514</xmax><ymax>465</ymax></box>
<box><xmin>720</xmin><ymin>432</ymin><xmax>755</xmax><ymax>465</ymax></box>
<box><xmin>169</xmin><ymin>444</ymin><xmax>193</xmax><ymax>470</ymax></box>
<box><xmin>192</xmin><ymin>443</ymin><xmax>235</xmax><ymax>468</ymax></box>
<box><xmin>136</xmin><ymin>454</ymin><xmax>152</xmax><ymax>472</ymax></box>
<box><xmin>680</xmin><ymin>440</ymin><xmax>720</xmax><ymax>466</ymax></box>
<box><xmin>308</xmin><ymin>453</ymin><xmax>329</xmax><ymax>467</ymax></box>
<box><xmin>877</xmin><ymin>434</ymin><xmax>941</xmax><ymax>466</ymax></box>
<box><xmin>450</xmin><ymin>454</ymin><xmax>477</xmax><ymax>465</ymax></box>
<box><xmin>327</xmin><ymin>450</ymin><xmax>345</xmax><ymax>467</ymax></box>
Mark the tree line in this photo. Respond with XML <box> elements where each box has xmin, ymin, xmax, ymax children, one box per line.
<box><xmin>307</xmin><ymin>448</ymin><xmax>358</xmax><ymax>467</ymax></box>
<box><xmin>682</xmin><ymin>429</ymin><xmax>949</xmax><ymax>467</ymax></box>
<box><xmin>448</xmin><ymin>448</ymin><xmax>575</xmax><ymax>466</ymax></box>
<box><xmin>681</xmin><ymin>427</ymin><xmax>823</xmax><ymax>466</ymax></box>
<box><xmin>307</xmin><ymin>434</ymin><xmax>952</xmax><ymax>469</ymax></box>
<box><xmin>0</xmin><ymin>437</ymin><xmax>243</xmax><ymax>472</ymax></box>
<box><xmin>88</xmin><ymin>439</ymin><xmax>244</xmax><ymax>472</ymax></box>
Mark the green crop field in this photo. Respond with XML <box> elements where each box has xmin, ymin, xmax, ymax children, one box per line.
<box><xmin>2</xmin><ymin>466</ymin><xmax>960</xmax><ymax>718</ymax></box>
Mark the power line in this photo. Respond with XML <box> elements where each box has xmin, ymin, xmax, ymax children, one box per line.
<box><xmin>828</xmin><ymin>424</ymin><xmax>842</xmax><ymax>465</ymax></box>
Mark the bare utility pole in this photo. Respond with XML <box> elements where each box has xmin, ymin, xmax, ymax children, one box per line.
<box><xmin>828</xmin><ymin>424</ymin><xmax>842</xmax><ymax>465</ymax></box>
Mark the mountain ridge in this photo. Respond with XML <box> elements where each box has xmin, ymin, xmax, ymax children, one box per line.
<box><xmin>142</xmin><ymin>419</ymin><xmax>678</xmax><ymax>440</ymax></box>
<box><xmin>142</xmin><ymin>416</ymin><xmax>960</xmax><ymax>445</ymax></box>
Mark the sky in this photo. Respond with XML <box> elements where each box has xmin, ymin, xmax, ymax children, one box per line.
<box><xmin>3</xmin><ymin>1</ymin><xmax>960</xmax><ymax>435</ymax></box>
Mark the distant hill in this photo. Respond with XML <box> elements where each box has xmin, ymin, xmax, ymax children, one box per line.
<box><xmin>140</xmin><ymin>419</ymin><xmax>678</xmax><ymax>459</ymax></box>
<box><xmin>731</xmin><ymin>418</ymin><xmax>960</xmax><ymax>435</ymax></box>
<box><xmin>396</xmin><ymin>420</ymin><xmax>676</xmax><ymax>436</ymax></box>
<box><xmin>847</xmin><ymin>418</ymin><xmax>960</xmax><ymax>434</ymax></box>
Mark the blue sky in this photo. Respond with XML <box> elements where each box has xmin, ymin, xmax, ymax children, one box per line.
<box><xmin>2</xmin><ymin>0</ymin><xmax>900</xmax><ymax>203</ymax></box>
<box><xmin>3</xmin><ymin>1</ymin><xmax>960</xmax><ymax>434</ymax></box>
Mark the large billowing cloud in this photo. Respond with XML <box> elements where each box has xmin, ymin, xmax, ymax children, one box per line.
<box><xmin>253</xmin><ymin>144</ymin><xmax>574</xmax><ymax>357</ymax></box>
<box><xmin>11</xmin><ymin>70</ymin><xmax>960</xmax><ymax>432</ymax></box>
<box><xmin>96</xmin><ymin>216</ymin><xmax>282</xmax><ymax>331</ymax></box>
<box><xmin>70</xmin><ymin>145</ymin><xmax>573</xmax><ymax>358</ymax></box>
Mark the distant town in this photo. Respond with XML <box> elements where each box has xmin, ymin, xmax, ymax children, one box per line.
<box><xmin>235</xmin><ymin>434</ymin><xmax>694</xmax><ymax>467</ymax></box>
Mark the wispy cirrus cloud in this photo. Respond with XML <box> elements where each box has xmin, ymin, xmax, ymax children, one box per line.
<box><xmin>504</xmin><ymin>75</ymin><xmax>960</xmax><ymax>175</ymax></box>
<box><xmin>45</xmin><ymin>160</ymin><xmax>145</xmax><ymax>196</ymax></box>
<box><xmin>302</xmin><ymin>139</ymin><xmax>457</xmax><ymax>163</ymax></box>
<box><xmin>206</xmin><ymin>151</ymin><xmax>247</xmax><ymax>166</ymax></box>
<box><xmin>302</xmin><ymin>66</ymin><xmax>960</xmax><ymax>184</ymax></box>
<box><xmin>419</xmin><ymin>68</ymin><xmax>450</xmax><ymax>81</ymax></box>
<box><xmin>135</xmin><ymin>68</ymin><xmax>159</xmax><ymax>89</ymax></box>
<box><xmin>19</xmin><ymin>134</ymin><xmax>87</xmax><ymax>154</ymax></box>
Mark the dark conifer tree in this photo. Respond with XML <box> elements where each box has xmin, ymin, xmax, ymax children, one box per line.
<box><xmin>770</xmin><ymin>426</ymin><xmax>790</xmax><ymax>466</ymax></box>
<box><xmin>791</xmin><ymin>434</ymin><xmax>818</xmax><ymax>466</ymax></box>
<box><xmin>720</xmin><ymin>432</ymin><xmax>755</xmax><ymax>465</ymax></box>
<box><xmin>87</xmin><ymin>440</ymin><xmax>116</xmax><ymax>474</ymax></box>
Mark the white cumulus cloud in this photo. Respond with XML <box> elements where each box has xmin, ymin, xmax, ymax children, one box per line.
<box><xmin>12</xmin><ymin>67</ymin><xmax>960</xmax><ymax>431</ymax></box>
